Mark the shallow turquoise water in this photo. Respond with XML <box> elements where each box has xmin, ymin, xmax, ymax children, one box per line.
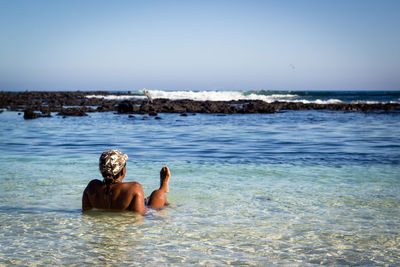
<box><xmin>0</xmin><ymin>110</ymin><xmax>399</xmax><ymax>265</ymax></box>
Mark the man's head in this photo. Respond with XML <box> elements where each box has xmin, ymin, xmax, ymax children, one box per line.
<box><xmin>99</xmin><ymin>150</ymin><xmax>128</xmax><ymax>180</ymax></box>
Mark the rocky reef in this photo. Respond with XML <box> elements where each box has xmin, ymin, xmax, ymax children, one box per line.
<box><xmin>0</xmin><ymin>91</ymin><xmax>399</xmax><ymax>119</ymax></box>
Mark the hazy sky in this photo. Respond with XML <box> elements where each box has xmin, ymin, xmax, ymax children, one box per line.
<box><xmin>0</xmin><ymin>0</ymin><xmax>399</xmax><ymax>91</ymax></box>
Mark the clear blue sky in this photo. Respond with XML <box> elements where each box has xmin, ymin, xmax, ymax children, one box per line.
<box><xmin>0</xmin><ymin>0</ymin><xmax>399</xmax><ymax>91</ymax></box>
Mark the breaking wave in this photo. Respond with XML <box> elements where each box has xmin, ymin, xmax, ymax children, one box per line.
<box><xmin>86</xmin><ymin>90</ymin><xmax>400</xmax><ymax>104</ymax></box>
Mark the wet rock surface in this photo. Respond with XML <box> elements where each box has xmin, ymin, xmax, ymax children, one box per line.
<box><xmin>1</xmin><ymin>91</ymin><xmax>399</xmax><ymax>119</ymax></box>
<box><xmin>23</xmin><ymin>109</ymin><xmax>51</xmax><ymax>119</ymax></box>
<box><xmin>57</xmin><ymin>107</ymin><xmax>92</xmax><ymax>117</ymax></box>
<box><xmin>117</xmin><ymin>99</ymin><xmax>400</xmax><ymax>114</ymax></box>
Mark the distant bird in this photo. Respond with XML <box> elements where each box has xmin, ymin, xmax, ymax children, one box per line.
<box><xmin>142</xmin><ymin>88</ymin><xmax>153</xmax><ymax>104</ymax></box>
<box><xmin>290</xmin><ymin>64</ymin><xmax>296</xmax><ymax>70</ymax></box>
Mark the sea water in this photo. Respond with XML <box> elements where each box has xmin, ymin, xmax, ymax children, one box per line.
<box><xmin>0</xmin><ymin>105</ymin><xmax>400</xmax><ymax>265</ymax></box>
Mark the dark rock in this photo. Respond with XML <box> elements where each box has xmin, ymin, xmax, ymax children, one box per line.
<box><xmin>180</xmin><ymin>113</ymin><xmax>188</xmax><ymax>116</ymax></box>
<box><xmin>155</xmin><ymin>116</ymin><xmax>162</xmax><ymax>120</ymax></box>
<box><xmin>58</xmin><ymin>108</ymin><xmax>87</xmax><ymax>116</ymax></box>
<box><xmin>117</xmin><ymin>101</ymin><xmax>139</xmax><ymax>113</ymax></box>
<box><xmin>139</xmin><ymin>103</ymin><xmax>151</xmax><ymax>114</ymax></box>
<box><xmin>97</xmin><ymin>103</ymin><xmax>116</xmax><ymax>112</ymax></box>
<box><xmin>23</xmin><ymin>108</ymin><xmax>52</xmax><ymax>119</ymax></box>
<box><xmin>149</xmin><ymin>111</ymin><xmax>158</xmax><ymax>116</ymax></box>
<box><xmin>128</xmin><ymin>115</ymin><xmax>135</xmax><ymax>118</ymax></box>
<box><xmin>24</xmin><ymin>109</ymin><xmax>40</xmax><ymax>119</ymax></box>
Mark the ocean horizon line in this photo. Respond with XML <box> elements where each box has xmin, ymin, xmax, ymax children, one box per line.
<box><xmin>3</xmin><ymin>88</ymin><xmax>400</xmax><ymax>93</ymax></box>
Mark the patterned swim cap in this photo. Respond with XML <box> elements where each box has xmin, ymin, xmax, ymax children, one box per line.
<box><xmin>99</xmin><ymin>150</ymin><xmax>128</xmax><ymax>177</ymax></box>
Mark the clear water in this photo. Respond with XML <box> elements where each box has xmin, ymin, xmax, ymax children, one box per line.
<box><xmin>0</xmin><ymin>110</ymin><xmax>399</xmax><ymax>265</ymax></box>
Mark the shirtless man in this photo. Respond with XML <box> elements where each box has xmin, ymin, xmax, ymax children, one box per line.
<box><xmin>146</xmin><ymin>166</ymin><xmax>171</xmax><ymax>209</ymax></box>
<box><xmin>82</xmin><ymin>150</ymin><xmax>147</xmax><ymax>214</ymax></box>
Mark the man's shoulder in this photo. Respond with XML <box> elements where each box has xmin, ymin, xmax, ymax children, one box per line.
<box><xmin>85</xmin><ymin>179</ymin><xmax>103</xmax><ymax>190</ymax></box>
<box><xmin>88</xmin><ymin>179</ymin><xmax>103</xmax><ymax>185</ymax></box>
<box><xmin>119</xmin><ymin>181</ymin><xmax>143</xmax><ymax>192</ymax></box>
<box><xmin>122</xmin><ymin>181</ymin><xmax>142</xmax><ymax>188</ymax></box>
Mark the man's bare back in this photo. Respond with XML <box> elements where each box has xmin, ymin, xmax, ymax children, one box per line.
<box><xmin>82</xmin><ymin>179</ymin><xmax>147</xmax><ymax>214</ymax></box>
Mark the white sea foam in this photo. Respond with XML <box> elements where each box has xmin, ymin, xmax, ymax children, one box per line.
<box><xmin>85</xmin><ymin>90</ymin><xmax>347</xmax><ymax>104</ymax></box>
<box><xmin>149</xmin><ymin>90</ymin><xmax>300</xmax><ymax>102</ymax></box>
<box><xmin>85</xmin><ymin>90</ymin><xmax>400</xmax><ymax>104</ymax></box>
<box><xmin>86</xmin><ymin>90</ymin><xmax>299</xmax><ymax>102</ymax></box>
<box><xmin>307</xmin><ymin>99</ymin><xmax>343</xmax><ymax>104</ymax></box>
<box><xmin>86</xmin><ymin>94</ymin><xmax>147</xmax><ymax>100</ymax></box>
<box><xmin>351</xmin><ymin>100</ymin><xmax>380</xmax><ymax>104</ymax></box>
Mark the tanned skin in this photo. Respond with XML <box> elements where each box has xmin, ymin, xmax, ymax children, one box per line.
<box><xmin>82</xmin><ymin>167</ymin><xmax>147</xmax><ymax>215</ymax></box>
<box><xmin>147</xmin><ymin>167</ymin><xmax>171</xmax><ymax>209</ymax></box>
